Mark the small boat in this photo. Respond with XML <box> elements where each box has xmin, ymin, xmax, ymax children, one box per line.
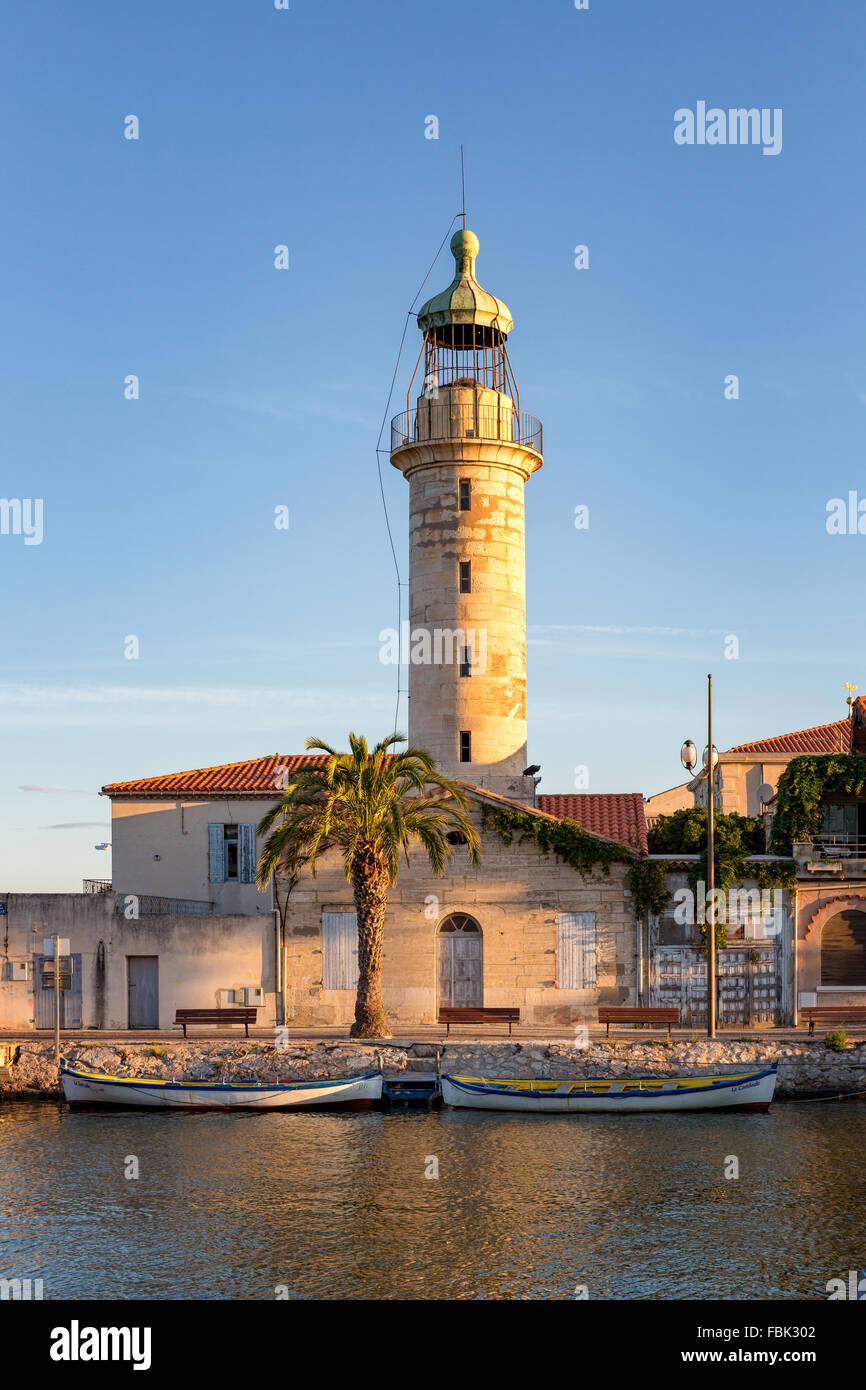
<box><xmin>59</xmin><ymin>1058</ymin><xmax>383</xmax><ymax>1111</ymax></box>
<box><xmin>440</xmin><ymin>1063</ymin><xmax>778</xmax><ymax>1114</ymax></box>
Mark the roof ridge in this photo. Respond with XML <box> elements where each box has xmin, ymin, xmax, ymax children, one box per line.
<box><xmin>730</xmin><ymin>716</ymin><xmax>849</xmax><ymax>752</ymax></box>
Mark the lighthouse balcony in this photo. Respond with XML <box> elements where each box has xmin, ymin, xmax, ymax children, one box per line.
<box><xmin>391</xmin><ymin>403</ymin><xmax>542</xmax><ymax>456</ymax></box>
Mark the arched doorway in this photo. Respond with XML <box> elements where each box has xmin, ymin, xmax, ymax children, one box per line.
<box><xmin>821</xmin><ymin>910</ymin><xmax>866</xmax><ymax>986</ymax></box>
<box><xmin>438</xmin><ymin>913</ymin><xmax>483</xmax><ymax>1008</ymax></box>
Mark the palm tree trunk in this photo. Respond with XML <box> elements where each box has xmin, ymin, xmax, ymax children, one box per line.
<box><xmin>350</xmin><ymin>851</ymin><xmax>391</xmax><ymax>1038</ymax></box>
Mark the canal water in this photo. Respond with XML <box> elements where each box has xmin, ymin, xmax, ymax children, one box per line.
<box><xmin>1</xmin><ymin>1101</ymin><xmax>863</xmax><ymax>1300</ymax></box>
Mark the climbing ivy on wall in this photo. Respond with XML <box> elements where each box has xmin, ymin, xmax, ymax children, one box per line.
<box><xmin>625</xmin><ymin>859</ymin><xmax>671</xmax><ymax>919</ymax></box>
<box><xmin>769</xmin><ymin>754</ymin><xmax>866</xmax><ymax>855</ymax></box>
<box><xmin>480</xmin><ymin>805</ymin><xmax>668</xmax><ymax>920</ymax></box>
<box><xmin>647</xmin><ymin>806</ymin><xmax>796</xmax><ymax>897</ymax></box>
<box><xmin>482</xmin><ymin>803</ymin><xmax>797</xmax><ymax>927</ymax></box>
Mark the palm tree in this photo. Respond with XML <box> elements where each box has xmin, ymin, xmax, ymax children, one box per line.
<box><xmin>256</xmin><ymin>733</ymin><xmax>480</xmax><ymax>1038</ymax></box>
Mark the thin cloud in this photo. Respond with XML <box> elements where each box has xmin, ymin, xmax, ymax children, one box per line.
<box><xmin>19</xmin><ymin>784</ymin><xmax>95</xmax><ymax>794</ymax></box>
<box><xmin>43</xmin><ymin>822</ymin><xmax>108</xmax><ymax>830</ymax></box>
<box><xmin>529</xmin><ymin>624</ymin><xmax>727</xmax><ymax>637</ymax></box>
<box><xmin>0</xmin><ymin>683</ymin><xmax>390</xmax><ymax>729</ymax></box>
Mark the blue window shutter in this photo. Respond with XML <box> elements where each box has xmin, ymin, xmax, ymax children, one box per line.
<box><xmin>208</xmin><ymin>824</ymin><xmax>226</xmax><ymax>883</ymax></box>
<box><xmin>239</xmin><ymin>823</ymin><xmax>256</xmax><ymax>883</ymax></box>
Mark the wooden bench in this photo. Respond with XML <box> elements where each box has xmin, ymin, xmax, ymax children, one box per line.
<box><xmin>438</xmin><ymin>1007</ymin><xmax>520</xmax><ymax>1036</ymax></box>
<box><xmin>174</xmin><ymin>1007</ymin><xmax>258</xmax><ymax>1038</ymax></box>
<box><xmin>598</xmin><ymin>1007</ymin><xmax>680</xmax><ymax>1038</ymax></box>
<box><xmin>801</xmin><ymin>1006</ymin><xmax>866</xmax><ymax>1037</ymax></box>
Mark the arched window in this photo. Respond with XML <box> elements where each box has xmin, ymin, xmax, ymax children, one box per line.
<box><xmin>438</xmin><ymin>913</ymin><xmax>480</xmax><ymax>933</ymax></box>
<box><xmin>821</xmin><ymin>910</ymin><xmax>866</xmax><ymax>987</ymax></box>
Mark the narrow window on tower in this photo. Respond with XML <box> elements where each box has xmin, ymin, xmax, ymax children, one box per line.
<box><xmin>459</xmin><ymin>730</ymin><xmax>472</xmax><ymax>762</ymax></box>
<box><xmin>459</xmin><ymin>479</ymin><xmax>471</xmax><ymax>511</ymax></box>
<box><xmin>460</xmin><ymin>645</ymin><xmax>472</xmax><ymax>678</ymax></box>
<box><xmin>459</xmin><ymin>561</ymin><xmax>471</xmax><ymax>594</ymax></box>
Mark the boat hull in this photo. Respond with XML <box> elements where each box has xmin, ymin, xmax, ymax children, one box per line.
<box><xmin>60</xmin><ymin>1063</ymin><xmax>383</xmax><ymax>1111</ymax></box>
<box><xmin>441</xmin><ymin>1064</ymin><xmax>778</xmax><ymax>1115</ymax></box>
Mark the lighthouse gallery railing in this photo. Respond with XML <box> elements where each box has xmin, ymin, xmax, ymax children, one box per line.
<box><xmin>391</xmin><ymin>405</ymin><xmax>542</xmax><ymax>456</ymax></box>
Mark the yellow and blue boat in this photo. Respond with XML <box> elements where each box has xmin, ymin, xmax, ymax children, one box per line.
<box><xmin>441</xmin><ymin>1063</ymin><xmax>778</xmax><ymax>1114</ymax></box>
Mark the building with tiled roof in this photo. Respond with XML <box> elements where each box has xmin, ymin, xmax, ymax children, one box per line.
<box><xmin>728</xmin><ymin>719</ymin><xmax>851</xmax><ymax>758</ymax></box>
<box><xmin>103</xmin><ymin>757</ymin><xmax>647</xmax><ymax>853</ymax></box>
<box><xmin>99</xmin><ymin>749</ymin><xmax>645</xmax><ymax>1028</ymax></box>
<box><xmin>645</xmin><ymin>705</ymin><xmax>860</xmax><ymax>826</ymax></box>
<box><xmin>102</xmin><ymin>755</ymin><xmax>328</xmax><ymax>800</ymax></box>
<box><xmin>536</xmin><ymin>794</ymin><xmax>648</xmax><ymax>853</ymax></box>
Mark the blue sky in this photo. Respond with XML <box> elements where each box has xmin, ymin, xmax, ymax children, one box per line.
<box><xmin>3</xmin><ymin>0</ymin><xmax>865</xmax><ymax>890</ymax></box>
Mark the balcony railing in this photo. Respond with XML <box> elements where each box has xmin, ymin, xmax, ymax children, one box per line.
<box><xmin>114</xmin><ymin>894</ymin><xmax>214</xmax><ymax>915</ymax></box>
<box><xmin>82</xmin><ymin>879</ymin><xmax>112</xmax><ymax>894</ymax></box>
<box><xmin>808</xmin><ymin>835</ymin><xmax>866</xmax><ymax>860</ymax></box>
<box><xmin>391</xmin><ymin>404</ymin><xmax>542</xmax><ymax>455</ymax></box>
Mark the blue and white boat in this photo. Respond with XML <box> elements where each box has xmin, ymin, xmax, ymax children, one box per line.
<box><xmin>60</xmin><ymin>1058</ymin><xmax>383</xmax><ymax>1111</ymax></box>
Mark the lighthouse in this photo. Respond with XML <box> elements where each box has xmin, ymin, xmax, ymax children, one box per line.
<box><xmin>391</xmin><ymin>228</ymin><xmax>543</xmax><ymax>800</ymax></box>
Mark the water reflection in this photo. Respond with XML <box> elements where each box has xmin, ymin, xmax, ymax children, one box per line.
<box><xmin>0</xmin><ymin>1101</ymin><xmax>863</xmax><ymax>1300</ymax></box>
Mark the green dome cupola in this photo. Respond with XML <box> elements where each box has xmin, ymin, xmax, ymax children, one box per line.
<box><xmin>417</xmin><ymin>229</ymin><xmax>513</xmax><ymax>340</ymax></box>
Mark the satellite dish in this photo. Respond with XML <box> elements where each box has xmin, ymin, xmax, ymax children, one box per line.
<box><xmin>757</xmin><ymin>783</ymin><xmax>774</xmax><ymax>805</ymax></box>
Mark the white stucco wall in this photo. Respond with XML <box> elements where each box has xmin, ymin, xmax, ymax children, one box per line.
<box><xmin>0</xmin><ymin>893</ymin><xmax>277</xmax><ymax>1031</ymax></box>
<box><xmin>109</xmin><ymin>797</ymin><xmax>276</xmax><ymax>914</ymax></box>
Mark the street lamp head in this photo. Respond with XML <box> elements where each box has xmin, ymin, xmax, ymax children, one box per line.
<box><xmin>702</xmin><ymin>745</ymin><xmax>719</xmax><ymax>770</ymax></box>
<box><xmin>680</xmin><ymin>740</ymin><xmax>698</xmax><ymax>773</ymax></box>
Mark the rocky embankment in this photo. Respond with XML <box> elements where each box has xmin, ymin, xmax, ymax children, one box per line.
<box><xmin>1</xmin><ymin>1037</ymin><xmax>866</xmax><ymax>1100</ymax></box>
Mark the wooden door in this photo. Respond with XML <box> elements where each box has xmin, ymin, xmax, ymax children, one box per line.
<box><xmin>438</xmin><ymin>915</ymin><xmax>482</xmax><ymax>1007</ymax></box>
<box><xmin>127</xmin><ymin>956</ymin><xmax>159</xmax><ymax>1029</ymax></box>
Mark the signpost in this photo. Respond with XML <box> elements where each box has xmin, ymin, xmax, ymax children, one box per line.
<box><xmin>41</xmin><ymin>936</ymin><xmax>72</xmax><ymax>1063</ymax></box>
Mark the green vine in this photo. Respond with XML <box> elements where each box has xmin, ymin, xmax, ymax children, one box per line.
<box><xmin>698</xmin><ymin>921</ymin><xmax>728</xmax><ymax>956</ymax></box>
<box><xmin>769</xmin><ymin>754</ymin><xmax>866</xmax><ymax>855</ymax></box>
<box><xmin>482</xmin><ymin>805</ymin><xmax>629</xmax><ymax>874</ymax></box>
<box><xmin>482</xmin><ymin>803</ymin><xmax>796</xmax><ymax>927</ymax></box>
<box><xmin>481</xmin><ymin>805</ymin><xmax>667</xmax><ymax>919</ymax></box>
<box><xmin>648</xmin><ymin>807</ymin><xmax>795</xmax><ymax>896</ymax></box>
<box><xmin>626</xmin><ymin>859</ymin><xmax>670</xmax><ymax>919</ymax></box>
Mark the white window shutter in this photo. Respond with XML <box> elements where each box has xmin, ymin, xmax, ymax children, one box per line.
<box><xmin>208</xmin><ymin>823</ymin><xmax>226</xmax><ymax>883</ymax></box>
<box><xmin>322</xmin><ymin>912</ymin><xmax>359</xmax><ymax>990</ymax></box>
<box><xmin>239</xmin><ymin>823</ymin><xmax>256</xmax><ymax>883</ymax></box>
<box><xmin>556</xmin><ymin>912</ymin><xmax>596</xmax><ymax>988</ymax></box>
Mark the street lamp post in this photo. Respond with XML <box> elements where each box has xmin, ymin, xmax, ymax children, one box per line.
<box><xmin>681</xmin><ymin>674</ymin><xmax>719</xmax><ymax>1039</ymax></box>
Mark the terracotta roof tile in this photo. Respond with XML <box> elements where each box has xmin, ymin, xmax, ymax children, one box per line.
<box><xmin>104</xmin><ymin>757</ymin><xmax>650</xmax><ymax>854</ymax></box>
<box><xmin>728</xmin><ymin>719</ymin><xmax>852</xmax><ymax>757</ymax></box>
<box><xmin>102</xmin><ymin>754</ymin><xmax>328</xmax><ymax>798</ymax></box>
<box><xmin>536</xmin><ymin>793</ymin><xmax>648</xmax><ymax>853</ymax></box>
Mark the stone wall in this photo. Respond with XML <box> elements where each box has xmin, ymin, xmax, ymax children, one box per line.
<box><xmin>5</xmin><ymin>1037</ymin><xmax>865</xmax><ymax>1101</ymax></box>
<box><xmin>281</xmin><ymin>805</ymin><xmax>638</xmax><ymax>1027</ymax></box>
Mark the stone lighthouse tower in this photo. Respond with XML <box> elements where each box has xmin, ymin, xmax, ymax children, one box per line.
<box><xmin>391</xmin><ymin>227</ymin><xmax>543</xmax><ymax>800</ymax></box>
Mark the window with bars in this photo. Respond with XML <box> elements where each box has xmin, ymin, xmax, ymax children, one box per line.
<box><xmin>459</xmin><ymin>645</ymin><xmax>472</xmax><ymax>678</ymax></box>
<box><xmin>459</xmin><ymin>561</ymin><xmax>471</xmax><ymax>593</ymax></box>
<box><xmin>459</xmin><ymin>730</ymin><xmax>471</xmax><ymax>762</ymax></box>
<box><xmin>459</xmin><ymin>479</ymin><xmax>471</xmax><ymax>511</ymax></box>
